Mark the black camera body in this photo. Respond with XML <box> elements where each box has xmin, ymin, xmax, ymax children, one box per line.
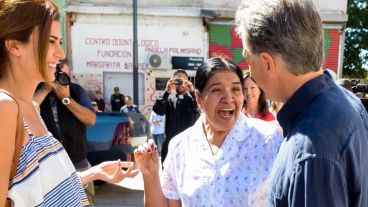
<box><xmin>175</xmin><ymin>78</ymin><xmax>183</xmax><ymax>86</ymax></box>
<box><xmin>351</xmin><ymin>79</ymin><xmax>368</xmax><ymax>94</ymax></box>
<box><xmin>352</xmin><ymin>84</ymin><xmax>368</xmax><ymax>94</ymax></box>
<box><xmin>54</xmin><ymin>64</ymin><xmax>70</xmax><ymax>86</ymax></box>
<box><xmin>350</xmin><ymin>79</ymin><xmax>368</xmax><ymax>112</ymax></box>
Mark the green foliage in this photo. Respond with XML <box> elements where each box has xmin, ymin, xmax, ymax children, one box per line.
<box><xmin>343</xmin><ymin>0</ymin><xmax>368</xmax><ymax>78</ymax></box>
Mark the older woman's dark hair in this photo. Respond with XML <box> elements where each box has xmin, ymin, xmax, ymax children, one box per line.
<box><xmin>243</xmin><ymin>71</ymin><xmax>270</xmax><ymax>118</ymax></box>
<box><xmin>195</xmin><ymin>57</ymin><xmax>243</xmax><ymax>93</ymax></box>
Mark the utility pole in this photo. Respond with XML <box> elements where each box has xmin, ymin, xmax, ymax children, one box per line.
<box><xmin>133</xmin><ymin>0</ymin><xmax>138</xmax><ymax>105</ymax></box>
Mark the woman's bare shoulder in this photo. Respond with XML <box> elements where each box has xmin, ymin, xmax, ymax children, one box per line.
<box><xmin>0</xmin><ymin>92</ymin><xmax>19</xmax><ymax>116</ymax></box>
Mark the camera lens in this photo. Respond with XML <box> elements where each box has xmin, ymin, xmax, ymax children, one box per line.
<box><xmin>58</xmin><ymin>73</ymin><xmax>70</xmax><ymax>85</ymax></box>
<box><xmin>176</xmin><ymin>78</ymin><xmax>183</xmax><ymax>86</ymax></box>
<box><xmin>54</xmin><ymin>71</ymin><xmax>71</xmax><ymax>86</ymax></box>
<box><xmin>352</xmin><ymin>84</ymin><xmax>368</xmax><ymax>94</ymax></box>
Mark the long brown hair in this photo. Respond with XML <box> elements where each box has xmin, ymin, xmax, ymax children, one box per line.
<box><xmin>0</xmin><ymin>0</ymin><xmax>60</xmax><ymax>79</ymax></box>
<box><xmin>243</xmin><ymin>71</ymin><xmax>270</xmax><ymax>118</ymax></box>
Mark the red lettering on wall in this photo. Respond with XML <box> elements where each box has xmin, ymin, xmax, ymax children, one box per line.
<box><xmin>86</xmin><ymin>61</ymin><xmax>121</xmax><ymax>69</ymax></box>
<box><xmin>84</xmin><ymin>38</ymin><xmax>110</xmax><ymax>45</ymax></box>
<box><xmin>97</xmin><ymin>50</ymin><xmax>132</xmax><ymax>58</ymax></box>
<box><xmin>145</xmin><ymin>47</ymin><xmax>201</xmax><ymax>55</ymax></box>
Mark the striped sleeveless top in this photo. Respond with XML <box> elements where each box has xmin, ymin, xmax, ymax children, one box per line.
<box><xmin>7</xmin><ymin>119</ymin><xmax>90</xmax><ymax>207</ymax></box>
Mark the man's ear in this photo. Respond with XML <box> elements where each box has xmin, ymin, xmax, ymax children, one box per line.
<box><xmin>4</xmin><ymin>39</ymin><xmax>21</xmax><ymax>57</ymax></box>
<box><xmin>194</xmin><ymin>90</ymin><xmax>203</xmax><ymax>109</ymax></box>
<box><xmin>259</xmin><ymin>52</ymin><xmax>276</xmax><ymax>74</ymax></box>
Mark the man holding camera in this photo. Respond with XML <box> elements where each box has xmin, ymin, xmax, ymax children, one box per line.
<box><xmin>153</xmin><ymin>69</ymin><xmax>199</xmax><ymax>163</ymax></box>
<box><xmin>34</xmin><ymin>58</ymin><xmax>96</xmax><ymax>206</ymax></box>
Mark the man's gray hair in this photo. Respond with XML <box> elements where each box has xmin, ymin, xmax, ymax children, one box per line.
<box><xmin>235</xmin><ymin>0</ymin><xmax>324</xmax><ymax>75</ymax></box>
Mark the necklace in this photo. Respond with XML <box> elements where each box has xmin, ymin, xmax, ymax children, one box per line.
<box><xmin>206</xmin><ymin>137</ymin><xmax>215</xmax><ymax>156</ymax></box>
<box><xmin>202</xmin><ymin>123</ymin><xmax>214</xmax><ymax>156</ymax></box>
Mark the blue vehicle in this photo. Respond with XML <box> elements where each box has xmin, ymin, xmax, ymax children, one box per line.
<box><xmin>86</xmin><ymin>112</ymin><xmax>151</xmax><ymax>166</ymax></box>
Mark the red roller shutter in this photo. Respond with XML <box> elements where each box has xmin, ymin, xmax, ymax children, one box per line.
<box><xmin>323</xmin><ymin>28</ymin><xmax>340</xmax><ymax>73</ymax></box>
<box><xmin>209</xmin><ymin>24</ymin><xmax>249</xmax><ymax>69</ymax></box>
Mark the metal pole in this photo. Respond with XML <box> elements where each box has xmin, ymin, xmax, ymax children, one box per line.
<box><xmin>133</xmin><ymin>0</ymin><xmax>139</xmax><ymax>105</ymax></box>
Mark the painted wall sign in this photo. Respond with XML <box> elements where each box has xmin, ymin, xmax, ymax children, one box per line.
<box><xmin>71</xmin><ymin>22</ymin><xmax>205</xmax><ymax>74</ymax></box>
<box><xmin>172</xmin><ymin>56</ymin><xmax>204</xmax><ymax>70</ymax></box>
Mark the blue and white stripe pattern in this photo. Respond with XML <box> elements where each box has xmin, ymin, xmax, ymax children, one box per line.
<box><xmin>7</xmin><ymin>121</ymin><xmax>89</xmax><ymax>207</ymax></box>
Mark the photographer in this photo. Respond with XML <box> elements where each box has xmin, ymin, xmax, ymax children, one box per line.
<box><xmin>33</xmin><ymin>58</ymin><xmax>97</xmax><ymax>206</ymax></box>
<box><xmin>351</xmin><ymin>80</ymin><xmax>368</xmax><ymax>95</ymax></box>
<box><xmin>337</xmin><ymin>79</ymin><xmax>368</xmax><ymax>109</ymax></box>
<box><xmin>349</xmin><ymin>79</ymin><xmax>368</xmax><ymax>111</ymax></box>
<box><xmin>153</xmin><ymin>69</ymin><xmax>199</xmax><ymax>163</ymax></box>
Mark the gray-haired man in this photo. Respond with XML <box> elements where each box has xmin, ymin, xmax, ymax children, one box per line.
<box><xmin>236</xmin><ymin>0</ymin><xmax>368</xmax><ymax>206</ymax></box>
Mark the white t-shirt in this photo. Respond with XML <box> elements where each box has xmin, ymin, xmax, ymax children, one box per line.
<box><xmin>149</xmin><ymin>111</ymin><xmax>165</xmax><ymax>135</ymax></box>
<box><xmin>161</xmin><ymin>113</ymin><xmax>283</xmax><ymax>207</ymax></box>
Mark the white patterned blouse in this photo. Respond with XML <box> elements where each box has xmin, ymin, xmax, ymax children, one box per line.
<box><xmin>161</xmin><ymin>113</ymin><xmax>283</xmax><ymax>207</ymax></box>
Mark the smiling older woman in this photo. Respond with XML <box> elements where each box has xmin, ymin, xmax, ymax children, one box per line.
<box><xmin>134</xmin><ymin>56</ymin><xmax>283</xmax><ymax>207</ymax></box>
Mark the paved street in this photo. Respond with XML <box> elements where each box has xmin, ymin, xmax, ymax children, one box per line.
<box><xmin>95</xmin><ymin>184</ymin><xmax>143</xmax><ymax>207</ymax></box>
<box><xmin>95</xmin><ymin>172</ymin><xmax>144</xmax><ymax>207</ymax></box>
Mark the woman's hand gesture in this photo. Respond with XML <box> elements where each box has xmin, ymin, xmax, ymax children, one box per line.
<box><xmin>80</xmin><ymin>160</ymin><xmax>139</xmax><ymax>185</ymax></box>
<box><xmin>98</xmin><ymin>160</ymin><xmax>139</xmax><ymax>183</ymax></box>
<box><xmin>134</xmin><ymin>139</ymin><xmax>160</xmax><ymax>177</ymax></box>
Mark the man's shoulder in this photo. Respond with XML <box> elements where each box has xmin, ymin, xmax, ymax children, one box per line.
<box><xmin>183</xmin><ymin>91</ymin><xmax>195</xmax><ymax>100</ymax></box>
<box><xmin>70</xmin><ymin>82</ymin><xmax>82</xmax><ymax>89</ymax></box>
<box><xmin>70</xmin><ymin>83</ymin><xmax>86</xmax><ymax>93</ymax></box>
<box><xmin>287</xmin><ymin>115</ymin><xmax>355</xmax><ymax>161</ymax></box>
<box><xmin>303</xmin><ymin>87</ymin><xmax>364</xmax><ymax>134</ymax></box>
<box><xmin>169</xmin><ymin>124</ymin><xmax>196</xmax><ymax>150</ymax></box>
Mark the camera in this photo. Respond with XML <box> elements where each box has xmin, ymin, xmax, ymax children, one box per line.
<box><xmin>54</xmin><ymin>64</ymin><xmax>70</xmax><ymax>86</ymax></box>
<box><xmin>175</xmin><ymin>78</ymin><xmax>183</xmax><ymax>86</ymax></box>
<box><xmin>352</xmin><ymin>84</ymin><xmax>368</xmax><ymax>94</ymax></box>
<box><xmin>349</xmin><ymin>79</ymin><xmax>368</xmax><ymax>112</ymax></box>
<box><xmin>351</xmin><ymin>80</ymin><xmax>368</xmax><ymax>94</ymax></box>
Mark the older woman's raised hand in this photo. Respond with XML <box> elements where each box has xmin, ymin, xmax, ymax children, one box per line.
<box><xmin>94</xmin><ymin>160</ymin><xmax>139</xmax><ymax>183</ymax></box>
<box><xmin>134</xmin><ymin>139</ymin><xmax>160</xmax><ymax>177</ymax></box>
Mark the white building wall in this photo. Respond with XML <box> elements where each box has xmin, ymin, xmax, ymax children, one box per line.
<box><xmin>67</xmin><ymin>0</ymin><xmax>203</xmax><ymax>7</ymax></box>
<box><xmin>68</xmin><ymin>13</ymin><xmax>206</xmax><ymax>114</ymax></box>
<box><xmin>65</xmin><ymin>0</ymin><xmax>348</xmax><ymax>112</ymax></box>
<box><xmin>71</xmin><ymin>14</ymin><xmax>205</xmax><ymax>74</ymax></box>
<box><xmin>67</xmin><ymin>0</ymin><xmax>347</xmax><ymax>18</ymax></box>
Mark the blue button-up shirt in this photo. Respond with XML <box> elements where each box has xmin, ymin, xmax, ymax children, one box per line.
<box><xmin>268</xmin><ymin>74</ymin><xmax>368</xmax><ymax>207</ymax></box>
